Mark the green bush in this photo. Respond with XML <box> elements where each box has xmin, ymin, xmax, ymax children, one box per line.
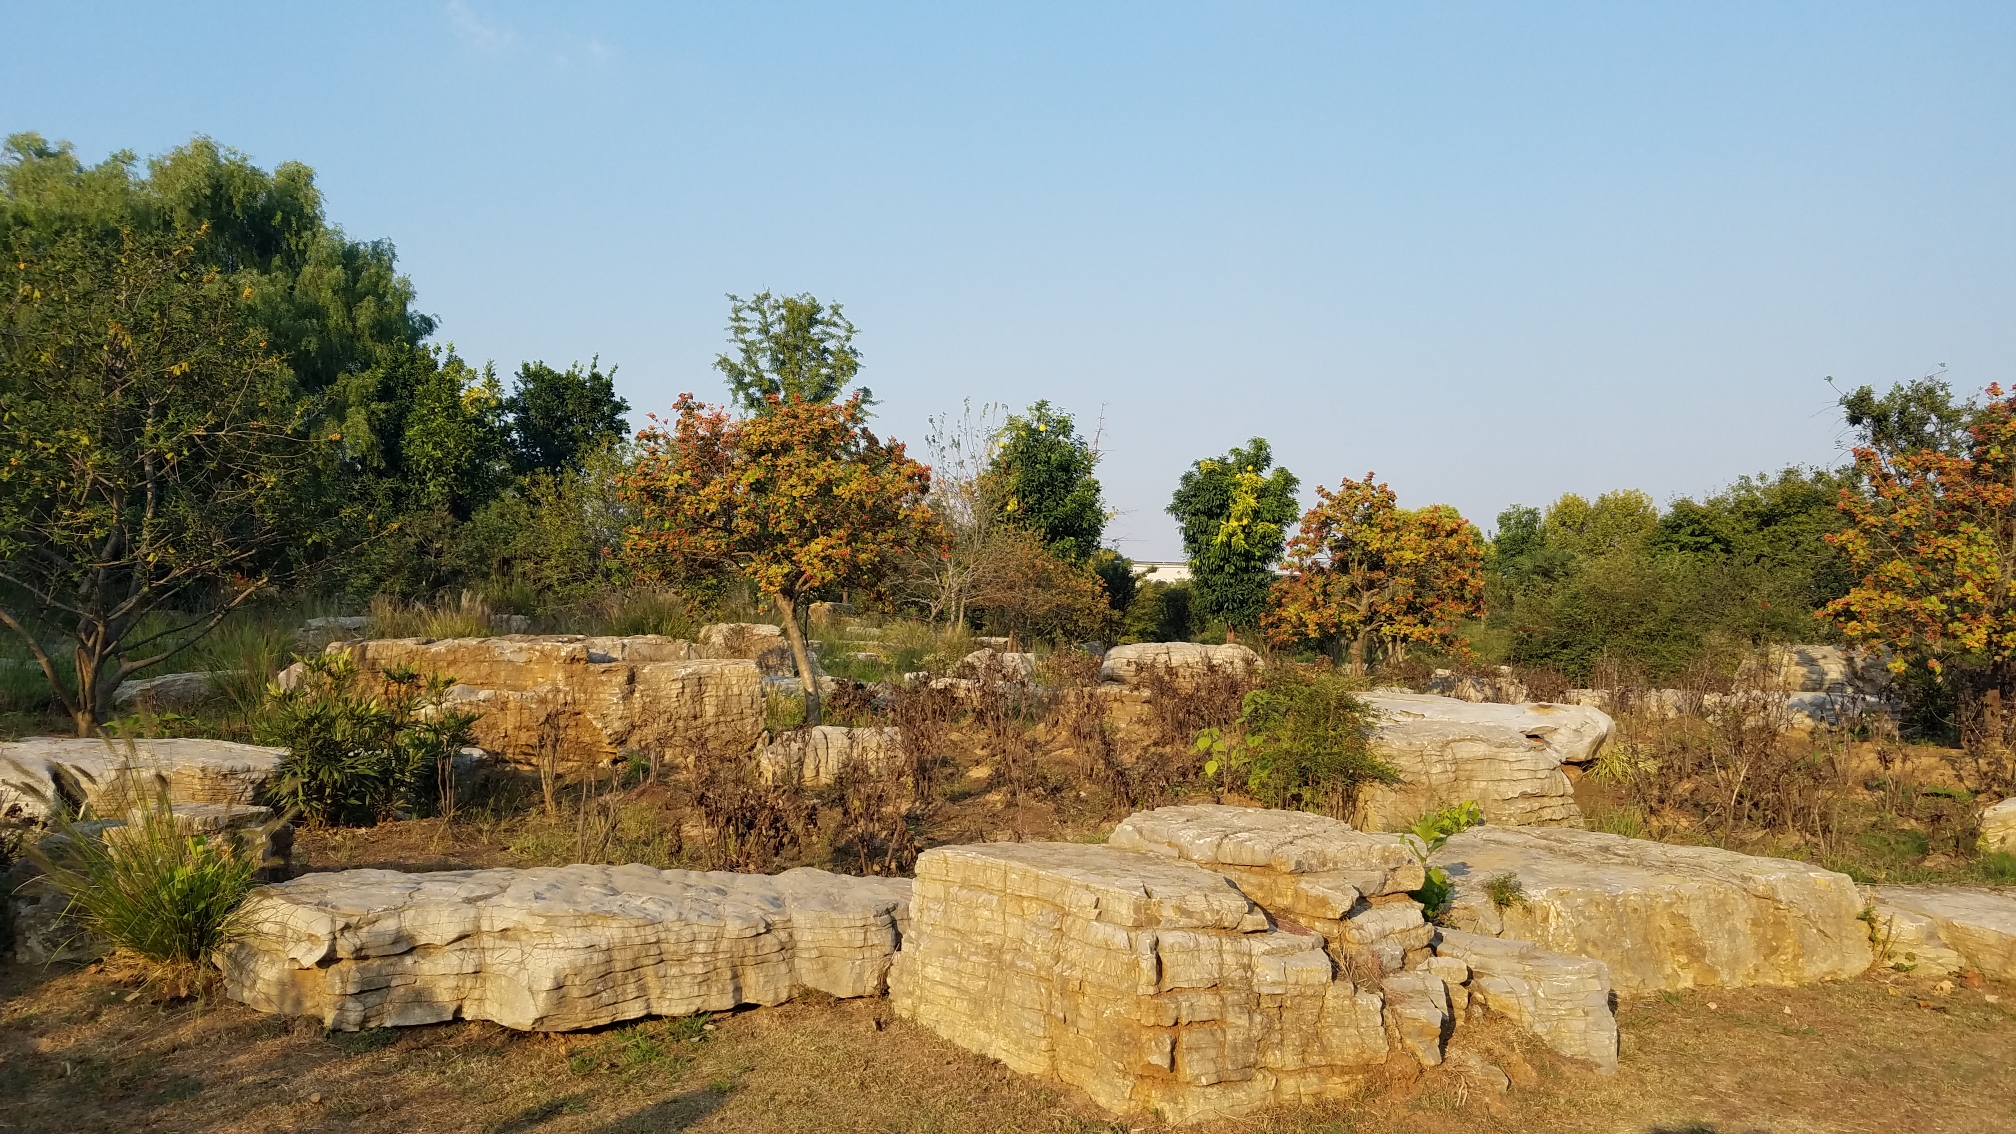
<box><xmin>1194</xmin><ymin>664</ymin><xmax>1396</xmax><ymax>817</ymax></box>
<box><xmin>27</xmin><ymin>782</ymin><xmax>271</xmax><ymax>995</ymax></box>
<box><xmin>257</xmin><ymin>653</ymin><xmax>479</xmax><ymax>825</ymax></box>
<box><xmin>1400</xmin><ymin>800</ymin><xmax>1486</xmax><ymax>920</ymax></box>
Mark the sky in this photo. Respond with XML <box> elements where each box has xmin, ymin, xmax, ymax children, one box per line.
<box><xmin>5</xmin><ymin>2</ymin><xmax>2013</xmax><ymax>559</ymax></box>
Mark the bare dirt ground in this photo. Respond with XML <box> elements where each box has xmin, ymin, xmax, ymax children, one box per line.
<box><xmin>1</xmin><ymin>956</ymin><xmax>2011</xmax><ymax>1134</ymax></box>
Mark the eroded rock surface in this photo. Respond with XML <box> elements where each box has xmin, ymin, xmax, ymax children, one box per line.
<box><xmin>1981</xmin><ymin>798</ymin><xmax>2016</xmax><ymax>854</ymax></box>
<box><xmin>1870</xmin><ymin>886</ymin><xmax>2016</xmax><ymax>982</ymax></box>
<box><xmin>336</xmin><ymin>636</ymin><xmax>761</xmax><ymax>769</ymax></box>
<box><xmin>220</xmin><ymin>865</ymin><xmax>911</xmax><ymax>1031</ymax></box>
<box><xmin>112</xmin><ymin>670</ymin><xmax>240</xmax><ymax>713</ymax></box>
<box><xmin>1432</xmin><ymin>928</ymin><xmax>1617</xmax><ymax>1071</ymax></box>
<box><xmin>1432</xmin><ymin>827</ymin><xmax>1872</xmax><ymax>991</ymax></box>
<box><xmin>889</xmin><ymin>841</ymin><xmax>1390</xmax><ymax>1125</ymax></box>
<box><xmin>757</xmin><ymin>725</ymin><xmax>904</xmax><ymax>786</ymax></box>
<box><xmin>1098</xmin><ymin>642</ymin><xmax>1262</xmax><ymax>687</ymax></box>
<box><xmin>0</xmin><ymin>737</ymin><xmax>284</xmax><ymax>820</ymax></box>
<box><xmin>696</xmin><ymin>623</ymin><xmax>797</xmax><ymax>677</ymax></box>
<box><xmin>1356</xmin><ymin>693</ymin><xmax>1612</xmax><ymax>829</ymax></box>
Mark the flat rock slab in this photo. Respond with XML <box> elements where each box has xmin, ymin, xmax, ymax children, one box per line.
<box><xmin>1357</xmin><ymin>694</ymin><xmax>1613</xmax><ymax>829</ymax></box>
<box><xmin>219</xmin><ymin>864</ymin><xmax>911</xmax><ymax>1032</ymax></box>
<box><xmin>0</xmin><ymin>737</ymin><xmax>284</xmax><ymax>820</ymax></box>
<box><xmin>1871</xmin><ymin>886</ymin><xmax>2016</xmax><ymax>982</ymax></box>
<box><xmin>1432</xmin><ymin>827</ymin><xmax>1871</xmax><ymax>992</ymax></box>
<box><xmin>891</xmin><ymin>842</ymin><xmax>1390</xmax><ymax>1126</ymax></box>
<box><xmin>1098</xmin><ymin>642</ymin><xmax>1261</xmax><ymax>686</ymax></box>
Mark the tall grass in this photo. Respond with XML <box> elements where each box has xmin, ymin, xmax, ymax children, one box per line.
<box><xmin>26</xmin><ymin>777</ymin><xmax>271</xmax><ymax>997</ymax></box>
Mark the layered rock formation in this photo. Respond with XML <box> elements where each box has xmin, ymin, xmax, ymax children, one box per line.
<box><xmin>334</xmin><ymin>635</ymin><xmax>762</xmax><ymax>769</ymax></box>
<box><xmin>1432</xmin><ymin>826</ymin><xmax>1872</xmax><ymax>991</ymax></box>
<box><xmin>1356</xmin><ymin>694</ymin><xmax>1612</xmax><ymax>829</ymax></box>
<box><xmin>1981</xmin><ymin>797</ymin><xmax>2016</xmax><ymax>854</ymax></box>
<box><xmin>889</xmin><ymin>841</ymin><xmax>1391</xmax><ymax>1125</ymax></box>
<box><xmin>1099</xmin><ymin>643</ymin><xmax>1262</xmax><ymax>687</ymax></box>
<box><xmin>0</xmin><ymin>737</ymin><xmax>284</xmax><ymax>820</ymax></box>
<box><xmin>220</xmin><ymin>865</ymin><xmax>911</xmax><ymax>1031</ymax></box>
<box><xmin>757</xmin><ymin>725</ymin><xmax>904</xmax><ymax>786</ymax></box>
<box><xmin>1869</xmin><ymin>886</ymin><xmax>2016</xmax><ymax>982</ymax></box>
<box><xmin>1432</xmin><ymin>928</ymin><xmax>1617</xmax><ymax>1070</ymax></box>
<box><xmin>696</xmin><ymin>622</ymin><xmax>798</xmax><ymax>677</ymax></box>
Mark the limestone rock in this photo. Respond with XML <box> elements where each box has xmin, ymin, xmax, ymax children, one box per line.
<box><xmin>757</xmin><ymin>726</ymin><xmax>904</xmax><ymax>786</ymax></box>
<box><xmin>889</xmin><ymin>841</ymin><xmax>1391</xmax><ymax>1125</ymax></box>
<box><xmin>959</xmin><ymin>648</ymin><xmax>1037</xmax><ymax>683</ymax></box>
<box><xmin>112</xmin><ymin>670</ymin><xmax>240</xmax><ymax>713</ymax></box>
<box><xmin>1432</xmin><ymin>826</ymin><xmax>1872</xmax><ymax>991</ymax></box>
<box><xmin>1981</xmin><ymin>798</ymin><xmax>2016</xmax><ymax>854</ymax></box>
<box><xmin>1433</xmin><ymin>928</ymin><xmax>1617</xmax><ymax>1071</ymax></box>
<box><xmin>1378</xmin><ymin>970</ymin><xmax>1451</xmax><ymax>1066</ymax></box>
<box><xmin>1098</xmin><ymin>642</ymin><xmax>1262</xmax><ymax>687</ymax></box>
<box><xmin>697</xmin><ymin>623</ymin><xmax>797</xmax><ymax>677</ymax></box>
<box><xmin>1422</xmin><ymin>667</ymin><xmax>1528</xmax><ymax>705</ymax></box>
<box><xmin>1747</xmin><ymin>644</ymin><xmax>1891</xmax><ymax>695</ymax></box>
<box><xmin>0</xmin><ymin>737</ymin><xmax>284</xmax><ymax>821</ymax></box>
<box><xmin>219</xmin><ymin>864</ymin><xmax>911</xmax><ymax>1032</ymax></box>
<box><xmin>1108</xmin><ymin>805</ymin><xmax>1427</xmax><ymax>975</ymax></box>
<box><xmin>1870</xmin><ymin>886</ymin><xmax>2016</xmax><ymax>982</ymax></box>
<box><xmin>336</xmin><ymin>636</ymin><xmax>761</xmax><ymax>770</ymax></box>
<box><xmin>1356</xmin><ymin>693</ymin><xmax>1612</xmax><ymax>829</ymax></box>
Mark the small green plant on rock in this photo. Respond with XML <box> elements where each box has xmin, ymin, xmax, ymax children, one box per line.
<box><xmin>1482</xmin><ymin>870</ymin><xmax>1528</xmax><ymax>910</ymax></box>
<box><xmin>1400</xmin><ymin>800</ymin><xmax>1486</xmax><ymax>922</ymax></box>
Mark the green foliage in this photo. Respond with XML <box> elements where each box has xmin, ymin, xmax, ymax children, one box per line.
<box><xmin>1837</xmin><ymin>371</ymin><xmax>1974</xmax><ymax>458</ymax></box>
<box><xmin>1400</xmin><ymin>800</ymin><xmax>1484</xmax><ymax>920</ymax></box>
<box><xmin>1120</xmin><ymin>580</ymin><xmax>1195</xmax><ymax>644</ymax></box>
<box><xmin>0</xmin><ymin>222</ymin><xmax>336</xmax><ymax>732</ymax></box>
<box><xmin>26</xmin><ymin>780</ymin><xmax>266</xmax><ymax>981</ymax></box>
<box><xmin>506</xmin><ymin>357</ymin><xmax>630</xmax><ymax>476</ymax></box>
<box><xmin>1167</xmin><ymin>438</ymin><xmax>1301</xmax><ymax>628</ymax></box>
<box><xmin>455</xmin><ymin>444</ymin><xmax>635</xmax><ymax>611</ymax></box>
<box><xmin>990</xmin><ymin>400</ymin><xmax>1106</xmax><ymax>563</ymax></box>
<box><xmin>715</xmin><ymin>291</ymin><xmax>864</xmax><ymax>412</ymax></box>
<box><xmin>1482</xmin><ymin>870</ymin><xmax>1527</xmax><ymax>909</ymax></box>
<box><xmin>256</xmin><ymin>652</ymin><xmax>478</xmax><ymax>825</ymax></box>
<box><xmin>1193</xmin><ymin>665</ymin><xmax>1396</xmax><ymax>816</ymax></box>
<box><xmin>1088</xmin><ymin>549</ymin><xmax>1137</xmax><ymax>615</ymax></box>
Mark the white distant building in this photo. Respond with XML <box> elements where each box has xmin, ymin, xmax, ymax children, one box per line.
<box><xmin>1130</xmin><ymin>560</ymin><xmax>1192</xmax><ymax>585</ymax></box>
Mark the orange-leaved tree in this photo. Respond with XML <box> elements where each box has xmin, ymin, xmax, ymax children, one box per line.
<box><xmin>621</xmin><ymin>393</ymin><xmax>940</xmax><ymax>724</ymax></box>
<box><xmin>1824</xmin><ymin>384</ymin><xmax>2016</xmax><ymax>696</ymax></box>
<box><xmin>1263</xmin><ymin>473</ymin><xmax>1485</xmax><ymax>673</ymax></box>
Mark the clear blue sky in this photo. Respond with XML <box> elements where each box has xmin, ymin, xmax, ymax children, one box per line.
<box><xmin>6</xmin><ymin>3</ymin><xmax>2013</xmax><ymax>558</ymax></box>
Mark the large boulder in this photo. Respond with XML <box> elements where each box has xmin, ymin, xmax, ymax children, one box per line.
<box><xmin>696</xmin><ymin>622</ymin><xmax>798</xmax><ymax>677</ymax></box>
<box><xmin>1098</xmin><ymin>642</ymin><xmax>1262</xmax><ymax>687</ymax></box>
<box><xmin>1431</xmin><ymin>826</ymin><xmax>1872</xmax><ymax>992</ymax></box>
<box><xmin>335</xmin><ymin>636</ymin><xmax>761</xmax><ymax>769</ymax></box>
<box><xmin>1432</xmin><ymin>928</ymin><xmax>1617</xmax><ymax>1071</ymax></box>
<box><xmin>1748</xmin><ymin>644</ymin><xmax>1890</xmax><ymax>695</ymax></box>
<box><xmin>1354</xmin><ymin>693</ymin><xmax>1613</xmax><ymax>829</ymax></box>
<box><xmin>219</xmin><ymin>864</ymin><xmax>911</xmax><ymax>1032</ymax></box>
<box><xmin>756</xmin><ymin>725</ymin><xmax>904</xmax><ymax>786</ymax></box>
<box><xmin>111</xmin><ymin>670</ymin><xmax>241</xmax><ymax>713</ymax></box>
<box><xmin>1869</xmin><ymin>886</ymin><xmax>2016</xmax><ymax>982</ymax></box>
<box><xmin>889</xmin><ymin>841</ymin><xmax>1391</xmax><ymax>1126</ymax></box>
<box><xmin>0</xmin><ymin>737</ymin><xmax>284</xmax><ymax>820</ymax></box>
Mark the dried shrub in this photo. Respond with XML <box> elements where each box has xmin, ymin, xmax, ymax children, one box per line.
<box><xmin>687</xmin><ymin>747</ymin><xmax>813</xmax><ymax>872</ymax></box>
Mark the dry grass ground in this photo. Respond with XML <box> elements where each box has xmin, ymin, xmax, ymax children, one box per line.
<box><xmin>0</xmin><ymin>958</ymin><xmax>2011</xmax><ymax>1134</ymax></box>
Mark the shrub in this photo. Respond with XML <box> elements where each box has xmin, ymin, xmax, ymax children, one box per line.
<box><xmin>26</xmin><ymin>781</ymin><xmax>272</xmax><ymax>996</ymax></box>
<box><xmin>1483</xmin><ymin>870</ymin><xmax>1528</xmax><ymax>909</ymax></box>
<box><xmin>1400</xmin><ymin>800</ymin><xmax>1486</xmax><ymax>921</ymax></box>
<box><xmin>1194</xmin><ymin>664</ymin><xmax>1396</xmax><ymax>818</ymax></box>
<box><xmin>256</xmin><ymin>652</ymin><xmax>479</xmax><ymax>825</ymax></box>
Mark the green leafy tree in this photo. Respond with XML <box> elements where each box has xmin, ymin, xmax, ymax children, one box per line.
<box><xmin>0</xmin><ymin>227</ymin><xmax>332</xmax><ymax>733</ymax></box>
<box><xmin>1836</xmin><ymin>370</ymin><xmax>1974</xmax><ymax>458</ymax></box>
<box><xmin>505</xmin><ymin>357</ymin><xmax>630</xmax><ymax>475</ymax></box>
<box><xmin>990</xmin><ymin>400</ymin><xmax>1106</xmax><ymax>563</ymax></box>
<box><xmin>714</xmin><ymin>291</ymin><xmax>865</xmax><ymax>412</ymax></box>
<box><xmin>1168</xmin><ymin>438</ymin><xmax>1301</xmax><ymax>628</ymax></box>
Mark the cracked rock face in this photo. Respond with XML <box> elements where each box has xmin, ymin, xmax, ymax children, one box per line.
<box><xmin>1432</xmin><ymin>928</ymin><xmax>1617</xmax><ymax>1071</ymax></box>
<box><xmin>1356</xmin><ymin>693</ymin><xmax>1613</xmax><ymax>829</ymax></box>
<box><xmin>219</xmin><ymin>865</ymin><xmax>911</xmax><ymax>1032</ymax></box>
<box><xmin>1870</xmin><ymin>886</ymin><xmax>2016</xmax><ymax>982</ymax></box>
<box><xmin>1433</xmin><ymin>826</ymin><xmax>1872</xmax><ymax>991</ymax></box>
<box><xmin>0</xmin><ymin>737</ymin><xmax>284</xmax><ymax>820</ymax></box>
<box><xmin>1098</xmin><ymin>642</ymin><xmax>1262</xmax><ymax>687</ymax></box>
<box><xmin>757</xmin><ymin>726</ymin><xmax>904</xmax><ymax>787</ymax></box>
<box><xmin>889</xmin><ymin>841</ymin><xmax>1391</xmax><ymax>1126</ymax></box>
<box><xmin>336</xmin><ymin>636</ymin><xmax>762</xmax><ymax>770</ymax></box>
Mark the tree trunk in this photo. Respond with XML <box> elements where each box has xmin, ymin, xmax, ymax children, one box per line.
<box><xmin>1348</xmin><ymin>632</ymin><xmax>1368</xmax><ymax>676</ymax></box>
<box><xmin>772</xmin><ymin>591</ymin><xmax>822</xmax><ymax>726</ymax></box>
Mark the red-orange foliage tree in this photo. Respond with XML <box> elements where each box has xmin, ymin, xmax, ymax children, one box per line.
<box><xmin>1263</xmin><ymin>473</ymin><xmax>1486</xmax><ymax>673</ymax></box>
<box><xmin>621</xmin><ymin>393</ymin><xmax>939</xmax><ymax>724</ymax></box>
<box><xmin>1825</xmin><ymin>382</ymin><xmax>2016</xmax><ymax>676</ymax></box>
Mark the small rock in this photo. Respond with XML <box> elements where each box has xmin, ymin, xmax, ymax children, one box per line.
<box><xmin>1443</xmin><ymin>1049</ymin><xmax>1510</xmax><ymax>1095</ymax></box>
<box><xmin>308</xmin><ymin>1092</ymin><xmax>322</xmax><ymax>1104</ymax></box>
<box><xmin>1934</xmin><ymin>979</ymin><xmax>1954</xmax><ymax>996</ymax></box>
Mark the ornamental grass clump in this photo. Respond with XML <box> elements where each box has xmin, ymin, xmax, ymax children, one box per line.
<box><xmin>26</xmin><ymin>779</ymin><xmax>273</xmax><ymax>998</ymax></box>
